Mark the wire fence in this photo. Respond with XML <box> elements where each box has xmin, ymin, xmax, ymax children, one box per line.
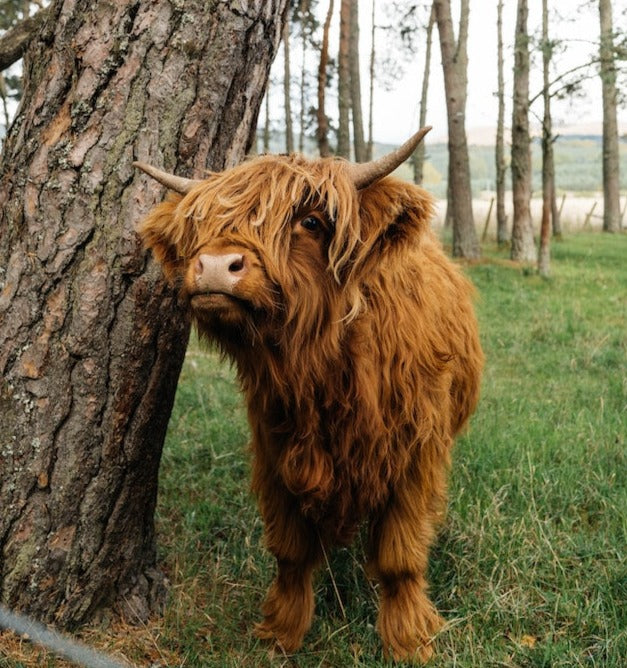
<box><xmin>0</xmin><ymin>604</ymin><xmax>132</xmax><ymax>668</ymax></box>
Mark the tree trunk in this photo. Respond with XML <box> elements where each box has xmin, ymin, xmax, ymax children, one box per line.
<box><xmin>337</xmin><ymin>0</ymin><xmax>351</xmax><ymax>158</ymax></box>
<box><xmin>495</xmin><ymin>0</ymin><xmax>508</xmax><ymax>246</ymax></box>
<box><xmin>264</xmin><ymin>84</ymin><xmax>272</xmax><ymax>153</ymax></box>
<box><xmin>317</xmin><ymin>0</ymin><xmax>334</xmax><ymax>157</ymax></box>
<box><xmin>413</xmin><ymin>3</ymin><xmax>435</xmax><ymax>185</ymax></box>
<box><xmin>599</xmin><ymin>0</ymin><xmax>621</xmax><ymax>232</ymax></box>
<box><xmin>283</xmin><ymin>18</ymin><xmax>294</xmax><ymax>154</ymax></box>
<box><xmin>434</xmin><ymin>0</ymin><xmax>479</xmax><ymax>259</ymax></box>
<box><xmin>0</xmin><ymin>5</ymin><xmax>50</xmax><ymax>71</ymax></box>
<box><xmin>298</xmin><ymin>0</ymin><xmax>308</xmax><ymax>154</ymax></box>
<box><xmin>0</xmin><ymin>0</ymin><xmax>287</xmax><ymax>629</ymax></box>
<box><xmin>510</xmin><ymin>0</ymin><xmax>536</xmax><ymax>263</ymax></box>
<box><xmin>367</xmin><ymin>0</ymin><xmax>376</xmax><ymax>161</ymax></box>
<box><xmin>552</xmin><ymin>185</ymin><xmax>562</xmax><ymax>238</ymax></box>
<box><xmin>349</xmin><ymin>0</ymin><xmax>366</xmax><ymax>162</ymax></box>
<box><xmin>538</xmin><ymin>0</ymin><xmax>552</xmax><ymax>278</ymax></box>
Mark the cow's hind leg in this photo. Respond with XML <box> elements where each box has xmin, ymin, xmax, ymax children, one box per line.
<box><xmin>369</xmin><ymin>458</ymin><xmax>448</xmax><ymax>663</ymax></box>
<box><xmin>254</xmin><ymin>490</ymin><xmax>322</xmax><ymax>653</ymax></box>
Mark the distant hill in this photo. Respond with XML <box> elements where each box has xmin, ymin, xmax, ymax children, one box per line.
<box><xmin>256</xmin><ymin>130</ymin><xmax>627</xmax><ymax>197</ymax></box>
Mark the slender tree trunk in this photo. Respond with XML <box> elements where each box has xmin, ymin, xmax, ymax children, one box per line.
<box><xmin>349</xmin><ymin>0</ymin><xmax>366</xmax><ymax>162</ymax></box>
<box><xmin>0</xmin><ymin>0</ymin><xmax>287</xmax><ymax>628</ymax></box>
<box><xmin>264</xmin><ymin>84</ymin><xmax>271</xmax><ymax>153</ymax></box>
<box><xmin>552</xmin><ymin>185</ymin><xmax>562</xmax><ymax>238</ymax></box>
<box><xmin>510</xmin><ymin>0</ymin><xmax>536</xmax><ymax>263</ymax></box>
<box><xmin>539</xmin><ymin>0</ymin><xmax>552</xmax><ymax>278</ymax></box>
<box><xmin>367</xmin><ymin>0</ymin><xmax>376</xmax><ymax>161</ymax></box>
<box><xmin>317</xmin><ymin>0</ymin><xmax>334</xmax><ymax>157</ymax></box>
<box><xmin>599</xmin><ymin>0</ymin><xmax>621</xmax><ymax>232</ymax></box>
<box><xmin>298</xmin><ymin>0</ymin><xmax>308</xmax><ymax>153</ymax></box>
<box><xmin>283</xmin><ymin>19</ymin><xmax>294</xmax><ymax>154</ymax></box>
<box><xmin>413</xmin><ymin>3</ymin><xmax>435</xmax><ymax>185</ymax></box>
<box><xmin>434</xmin><ymin>0</ymin><xmax>479</xmax><ymax>259</ymax></box>
<box><xmin>495</xmin><ymin>0</ymin><xmax>508</xmax><ymax>246</ymax></box>
<box><xmin>0</xmin><ymin>5</ymin><xmax>50</xmax><ymax>71</ymax></box>
<box><xmin>0</xmin><ymin>73</ymin><xmax>10</xmax><ymax>132</ymax></box>
<box><xmin>337</xmin><ymin>0</ymin><xmax>351</xmax><ymax>158</ymax></box>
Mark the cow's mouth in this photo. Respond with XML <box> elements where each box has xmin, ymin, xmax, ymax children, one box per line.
<box><xmin>189</xmin><ymin>292</ymin><xmax>256</xmax><ymax>317</ymax></box>
<box><xmin>191</xmin><ymin>291</ymin><xmax>246</xmax><ymax>307</ymax></box>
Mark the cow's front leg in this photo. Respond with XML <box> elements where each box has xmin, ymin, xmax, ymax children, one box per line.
<box><xmin>369</xmin><ymin>459</ymin><xmax>448</xmax><ymax>663</ymax></box>
<box><xmin>254</xmin><ymin>487</ymin><xmax>322</xmax><ymax>653</ymax></box>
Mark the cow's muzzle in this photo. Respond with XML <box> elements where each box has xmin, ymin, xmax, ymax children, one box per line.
<box><xmin>194</xmin><ymin>252</ymin><xmax>248</xmax><ymax>295</ymax></box>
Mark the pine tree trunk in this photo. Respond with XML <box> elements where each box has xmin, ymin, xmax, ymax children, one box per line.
<box><xmin>0</xmin><ymin>0</ymin><xmax>287</xmax><ymax>628</ymax></box>
<box><xmin>366</xmin><ymin>0</ymin><xmax>376</xmax><ymax>161</ymax></box>
<box><xmin>538</xmin><ymin>0</ymin><xmax>552</xmax><ymax>278</ymax></box>
<box><xmin>510</xmin><ymin>0</ymin><xmax>536</xmax><ymax>263</ymax></box>
<box><xmin>337</xmin><ymin>0</ymin><xmax>351</xmax><ymax>158</ymax></box>
<box><xmin>599</xmin><ymin>0</ymin><xmax>621</xmax><ymax>232</ymax></box>
<box><xmin>264</xmin><ymin>85</ymin><xmax>272</xmax><ymax>153</ymax></box>
<box><xmin>552</xmin><ymin>187</ymin><xmax>562</xmax><ymax>238</ymax></box>
<box><xmin>349</xmin><ymin>0</ymin><xmax>366</xmax><ymax>163</ymax></box>
<box><xmin>495</xmin><ymin>0</ymin><xmax>508</xmax><ymax>246</ymax></box>
<box><xmin>298</xmin><ymin>0</ymin><xmax>309</xmax><ymax>154</ymax></box>
<box><xmin>434</xmin><ymin>0</ymin><xmax>479</xmax><ymax>259</ymax></box>
<box><xmin>413</xmin><ymin>3</ymin><xmax>435</xmax><ymax>185</ymax></box>
<box><xmin>283</xmin><ymin>19</ymin><xmax>295</xmax><ymax>154</ymax></box>
<box><xmin>317</xmin><ymin>0</ymin><xmax>334</xmax><ymax>157</ymax></box>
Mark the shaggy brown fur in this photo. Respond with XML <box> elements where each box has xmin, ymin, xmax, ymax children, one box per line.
<box><xmin>140</xmin><ymin>153</ymin><xmax>483</xmax><ymax>663</ymax></box>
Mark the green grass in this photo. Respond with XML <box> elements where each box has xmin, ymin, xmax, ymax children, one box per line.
<box><xmin>154</xmin><ymin>232</ymin><xmax>626</xmax><ymax>666</ymax></box>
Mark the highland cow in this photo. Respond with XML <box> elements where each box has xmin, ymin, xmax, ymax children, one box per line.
<box><xmin>135</xmin><ymin>128</ymin><xmax>483</xmax><ymax>663</ymax></box>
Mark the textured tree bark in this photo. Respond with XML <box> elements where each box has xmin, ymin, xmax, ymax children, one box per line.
<box><xmin>0</xmin><ymin>6</ymin><xmax>50</xmax><ymax>71</ymax></box>
<box><xmin>348</xmin><ymin>0</ymin><xmax>366</xmax><ymax>163</ymax></box>
<box><xmin>366</xmin><ymin>0</ymin><xmax>376</xmax><ymax>161</ymax></box>
<box><xmin>0</xmin><ymin>0</ymin><xmax>287</xmax><ymax>628</ymax></box>
<box><xmin>337</xmin><ymin>0</ymin><xmax>351</xmax><ymax>159</ymax></box>
<box><xmin>510</xmin><ymin>0</ymin><xmax>536</xmax><ymax>263</ymax></box>
<box><xmin>317</xmin><ymin>0</ymin><xmax>334</xmax><ymax>158</ymax></box>
<box><xmin>598</xmin><ymin>0</ymin><xmax>621</xmax><ymax>232</ymax></box>
<box><xmin>298</xmin><ymin>0</ymin><xmax>308</xmax><ymax>154</ymax></box>
<box><xmin>495</xmin><ymin>0</ymin><xmax>508</xmax><ymax>246</ymax></box>
<box><xmin>413</xmin><ymin>3</ymin><xmax>435</xmax><ymax>186</ymax></box>
<box><xmin>434</xmin><ymin>0</ymin><xmax>479</xmax><ymax>259</ymax></box>
<box><xmin>538</xmin><ymin>0</ymin><xmax>552</xmax><ymax>278</ymax></box>
<box><xmin>283</xmin><ymin>18</ymin><xmax>294</xmax><ymax>154</ymax></box>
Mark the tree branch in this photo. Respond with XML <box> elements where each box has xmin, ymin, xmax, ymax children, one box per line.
<box><xmin>529</xmin><ymin>58</ymin><xmax>599</xmax><ymax>106</ymax></box>
<box><xmin>0</xmin><ymin>7</ymin><xmax>49</xmax><ymax>72</ymax></box>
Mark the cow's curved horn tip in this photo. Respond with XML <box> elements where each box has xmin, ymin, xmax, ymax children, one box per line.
<box><xmin>132</xmin><ymin>161</ymin><xmax>201</xmax><ymax>194</ymax></box>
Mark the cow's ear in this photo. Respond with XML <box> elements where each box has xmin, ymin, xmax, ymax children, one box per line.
<box><xmin>356</xmin><ymin>179</ymin><xmax>433</xmax><ymax>256</ymax></box>
<box><xmin>138</xmin><ymin>194</ymin><xmax>191</xmax><ymax>281</ymax></box>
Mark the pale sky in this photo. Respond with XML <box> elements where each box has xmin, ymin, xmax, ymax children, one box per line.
<box><xmin>269</xmin><ymin>0</ymin><xmax>627</xmax><ymax>146</ymax></box>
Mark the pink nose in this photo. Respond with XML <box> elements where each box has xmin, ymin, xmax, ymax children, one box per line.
<box><xmin>194</xmin><ymin>252</ymin><xmax>247</xmax><ymax>294</ymax></box>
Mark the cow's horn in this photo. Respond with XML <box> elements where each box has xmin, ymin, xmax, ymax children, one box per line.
<box><xmin>133</xmin><ymin>161</ymin><xmax>203</xmax><ymax>194</ymax></box>
<box><xmin>347</xmin><ymin>126</ymin><xmax>432</xmax><ymax>190</ymax></box>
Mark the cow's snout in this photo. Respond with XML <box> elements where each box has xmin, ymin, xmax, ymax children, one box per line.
<box><xmin>194</xmin><ymin>252</ymin><xmax>248</xmax><ymax>294</ymax></box>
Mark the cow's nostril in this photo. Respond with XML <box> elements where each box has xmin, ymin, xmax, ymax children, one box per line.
<box><xmin>229</xmin><ymin>256</ymin><xmax>245</xmax><ymax>273</ymax></box>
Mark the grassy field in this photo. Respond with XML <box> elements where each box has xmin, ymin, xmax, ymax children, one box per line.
<box><xmin>1</xmin><ymin>232</ymin><xmax>625</xmax><ymax>666</ymax></box>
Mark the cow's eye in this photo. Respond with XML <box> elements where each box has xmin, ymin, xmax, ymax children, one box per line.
<box><xmin>300</xmin><ymin>216</ymin><xmax>321</xmax><ymax>232</ymax></box>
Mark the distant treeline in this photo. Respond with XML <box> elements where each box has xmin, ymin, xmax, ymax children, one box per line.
<box><xmin>257</xmin><ymin>133</ymin><xmax>627</xmax><ymax>198</ymax></box>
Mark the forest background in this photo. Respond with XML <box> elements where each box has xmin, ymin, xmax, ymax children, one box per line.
<box><xmin>2</xmin><ymin>1</ymin><xmax>626</xmax><ymax>210</ymax></box>
<box><xmin>254</xmin><ymin>0</ymin><xmax>627</xmax><ymax>229</ymax></box>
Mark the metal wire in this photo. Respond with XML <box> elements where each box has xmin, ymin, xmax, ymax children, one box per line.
<box><xmin>0</xmin><ymin>604</ymin><xmax>132</xmax><ymax>668</ymax></box>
